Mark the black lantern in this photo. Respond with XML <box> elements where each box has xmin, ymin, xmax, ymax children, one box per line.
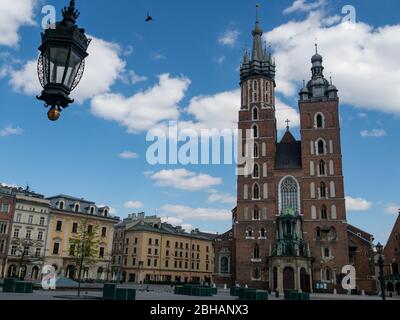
<box><xmin>376</xmin><ymin>242</ymin><xmax>383</xmax><ymax>255</ymax></box>
<box><xmin>37</xmin><ymin>0</ymin><xmax>91</xmax><ymax>121</ymax></box>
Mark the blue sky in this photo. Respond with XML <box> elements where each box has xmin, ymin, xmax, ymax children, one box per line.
<box><xmin>0</xmin><ymin>0</ymin><xmax>399</xmax><ymax>243</ymax></box>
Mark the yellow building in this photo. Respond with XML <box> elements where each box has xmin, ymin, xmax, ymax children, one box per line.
<box><xmin>112</xmin><ymin>214</ymin><xmax>216</xmax><ymax>284</ymax></box>
<box><xmin>45</xmin><ymin>195</ymin><xmax>119</xmax><ymax>280</ymax></box>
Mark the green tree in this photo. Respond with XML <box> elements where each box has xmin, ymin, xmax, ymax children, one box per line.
<box><xmin>69</xmin><ymin>220</ymin><xmax>100</xmax><ymax>297</ymax></box>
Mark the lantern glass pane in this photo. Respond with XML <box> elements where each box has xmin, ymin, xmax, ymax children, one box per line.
<box><xmin>63</xmin><ymin>50</ymin><xmax>82</xmax><ymax>90</ymax></box>
<box><xmin>49</xmin><ymin>47</ymin><xmax>69</xmax><ymax>84</ymax></box>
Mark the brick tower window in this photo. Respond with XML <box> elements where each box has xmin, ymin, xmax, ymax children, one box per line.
<box><xmin>319</xmin><ymin>182</ymin><xmax>327</xmax><ymax>198</ymax></box>
<box><xmin>252</xmin><ymin>124</ymin><xmax>259</xmax><ymax>138</ymax></box>
<box><xmin>315</xmin><ymin>113</ymin><xmax>325</xmax><ymax>128</ymax></box>
<box><xmin>321</xmin><ymin>205</ymin><xmax>328</xmax><ymax>220</ymax></box>
<box><xmin>317</xmin><ymin>139</ymin><xmax>326</xmax><ymax>155</ymax></box>
<box><xmin>253</xmin><ymin>164</ymin><xmax>260</xmax><ymax>178</ymax></box>
<box><xmin>252</xmin><ymin>107</ymin><xmax>259</xmax><ymax>120</ymax></box>
<box><xmin>280</xmin><ymin>176</ymin><xmax>299</xmax><ymax>214</ymax></box>
<box><xmin>253</xmin><ymin>184</ymin><xmax>260</xmax><ymax>200</ymax></box>
<box><xmin>319</xmin><ymin>160</ymin><xmax>326</xmax><ymax>176</ymax></box>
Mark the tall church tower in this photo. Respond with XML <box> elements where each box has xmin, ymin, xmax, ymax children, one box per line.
<box><xmin>299</xmin><ymin>45</ymin><xmax>350</xmax><ymax>287</ymax></box>
<box><xmin>234</xmin><ymin>5</ymin><xmax>277</xmax><ymax>287</ymax></box>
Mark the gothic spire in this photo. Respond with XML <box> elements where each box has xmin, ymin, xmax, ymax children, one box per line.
<box><xmin>251</xmin><ymin>4</ymin><xmax>264</xmax><ymax>61</ymax></box>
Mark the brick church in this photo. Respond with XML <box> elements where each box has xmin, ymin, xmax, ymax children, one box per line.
<box><xmin>213</xmin><ymin>8</ymin><xmax>376</xmax><ymax>294</ymax></box>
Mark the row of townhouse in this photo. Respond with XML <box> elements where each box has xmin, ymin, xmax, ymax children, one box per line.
<box><xmin>0</xmin><ymin>185</ymin><xmax>119</xmax><ymax>281</ymax></box>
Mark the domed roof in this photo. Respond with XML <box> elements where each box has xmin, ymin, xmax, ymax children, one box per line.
<box><xmin>311</xmin><ymin>52</ymin><xmax>323</xmax><ymax>63</ymax></box>
<box><xmin>327</xmin><ymin>84</ymin><xmax>338</xmax><ymax>91</ymax></box>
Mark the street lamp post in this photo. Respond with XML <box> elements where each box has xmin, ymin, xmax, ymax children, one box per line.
<box><xmin>37</xmin><ymin>0</ymin><xmax>91</xmax><ymax>121</ymax></box>
<box><xmin>376</xmin><ymin>242</ymin><xmax>386</xmax><ymax>301</ymax></box>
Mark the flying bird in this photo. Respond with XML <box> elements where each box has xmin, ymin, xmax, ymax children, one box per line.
<box><xmin>145</xmin><ymin>12</ymin><xmax>154</xmax><ymax>22</ymax></box>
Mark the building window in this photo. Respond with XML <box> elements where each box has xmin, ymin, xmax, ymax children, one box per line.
<box><xmin>90</xmin><ymin>207</ymin><xmax>95</xmax><ymax>214</ymax></box>
<box><xmin>253</xmin><ymin>163</ymin><xmax>259</xmax><ymax>179</ymax></box>
<box><xmin>56</xmin><ymin>221</ymin><xmax>62</xmax><ymax>232</ymax></box>
<box><xmin>247</xmin><ymin>228</ymin><xmax>253</xmax><ymax>238</ymax></box>
<box><xmin>16</xmin><ymin>214</ymin><xmax>22</xmax><ymax>223</ymax></box>
<box><xmin>99</xmin><ymin>247</ymin><xmax>105</xmax><ymax>258</ymax></box>
<box><xmin>165</xmin><ymin>260</ymin><xmax>169</xmax><ymax>268</ymax></box>
<box><xmin>320</xmin><ymin>182</ymin><xmax>327</xmax><ymax>198</ymax></box>
<box><xmin>280</xmin><ymin>176</ymin><xmax>299</xmax><ymax>213</ymax></box>
<box><xmin>252</xmin><ymin>268</ymin><xmax>261</xmax><ymax>280</ymax></box>
<box><xmin>252</xmin><ymin>107</ymin><xmax>259</xmax><ymax>120</ymax></box>
<box><xmin>74</xmin><ymin>204</ymin><xmax>80</xmax><ymax>212</ymax></box>
<box><xmin>25</xmin><ymin>230</ymin><xmax>31</xmax><ymax>239</ymax></box>
<box><xmin>132</xmin><ymin>258</ymin><xmax>136</xmax><ymax>266</ymax></box>
<box><xmin>148</xmin><ymin>248</ymin><xmax>152</xmax><ymax>255</ymax></box>
<box><xmin>315</xmin><ymin>113</ymin><xmax>325</xmax><ymax>128</ymax></box>
<box><xmin>253</xmin><ymin>206</ymin><xmax>260</xmax><ymax>220</ymax></box>
<box><xmin>316</xmin><ymin>227</ymin><xmax>321</xmax><ymax>238</ymax></box>
<box><xmin>0</xmin><ymin>240</ymin><xmax>4</xmax><ymax>253</ymax></box>
<box><xmin>253</xmin><ymin>184</ymin><xmax>260</xmax><ymax>200</ymax></box>
<box><xmin>252</xmin><ymin>125</ymin><xmax>259</xmax><ymax>138</ymax></box>
<box><xmin>13</xmin><ymin>228</ymin><xmax>19</xmax><ymax>238</ymax></box>
<box><xmin>59</xmin><ymin>201</ymin><xmax>64</xmax><ymax>210</ymax></box>
<box><xmin>1</xmin><ymin>203</ymin><xmax>9</xmax><ymax>213</ymax></box>
<box><xmin>254</xmin><ymin>143</ymin><xmax>259</xmax><ymax>158</ymax></box>
<box><xmin>260</xmin><ymin>228</ymin><xmax>266</xmax><ymax>238</ymax></box>
<box><xmin>317</xmin><ymin>139</ymin><xmax>326</xmax><ymax>155</ymax></box>
<box><xmin>147</xmin><ymin>259</ymin><xmax>151</xmax><ymax>267</ymax></box>
<box><xmin>149</xmin><ymin>238</ymin><xmax>152</xmax><ymax>245</ymax></box>
<box><xmin>321</xmin><ymin>205</ymin><xmax>328</xmax><ymax>220</ymax></box>
<box><xmin>166</xmin><ymin>240</ymin><xmax>170</xmax><ymax>247</ymax></box>
<box><xmin>38</xmin><ymin>231</ymin><xmax>43</xmax><ymax>241</ymax></box>
<box><xmin>53</xmin><ymin>242</ymin><xmax>60</xmax><ymax>255</ymax></box>
<box><xmin>87</xmin><ymin>225</ymin><xmax>93</xmax><ymax>235</ymax></box>
<box><xmin>0</xmin><ymin>222</ymin><xmax>7</xmax><ymax>234</ymax></box>
<box><xmin>39</xmin><ymin>217</ymin><xmax>45</xmax><ymax>225</ymax></box>
<box><xmin>319</xmin><ymin>160</ymin><xmax>326</xmax><ymax>176</ymax></box>
<box><xmin>154</xmin><ymin>259</ymin><xmax>158</xmax><ymax>267</ymax></box>
<box><xmin>11</xmin><ymin>246</ymin><xmax>17</xmax><ymax>255</ymax></box>
<box><xmin>69</xmin><ymin>244</ymin><xmax>75</xmax><ymax>256</ymax></box>
<box><xmin>101</xmin><ymin>227</ymin><xmax>107</xmax><ymax>238</ymax></box>
<box><xmin>323</xmin><ymin>248</ymin><xmax>331</xmax><ymax>258</ymax></box>
<box><xmin>220</xmin><ymin>256</ymin><xmax>230</xmax><ymax>273</ymax></box>
<box><xmin>155</xmin><ymin>239</ymin><xmax>159</xmax><ymax>246</ymax></box>
<box><xmin>72</xmin><ymin>223</ymin><xmax>78</xmax><ymax>233</ymax></box>
<box><xmin>253</xmin><ymin>244</ymin><xmax>260</xmax><ymax>259</ymax></box>
<box><xmin>324</xmin><ymin>267</ymin><xmax>332</xmax><ymax>281</ymax></box>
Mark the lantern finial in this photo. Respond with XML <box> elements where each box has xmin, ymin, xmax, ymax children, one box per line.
<box><xmin>62</xmin><ymin>0</ymin><xmax>80</xmax><ymax>24</ymax></box>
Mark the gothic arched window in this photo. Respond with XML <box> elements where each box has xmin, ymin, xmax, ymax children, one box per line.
<box><xmin>254</xmin><ymin>143</ymin><xmax>259</xmax><ymax>158</ymax></box>
<box><xmin>253</xmin><ymin>164</ymin><xmax>259</xmax><ymax>178</ymax></box>
<box><xmin>319</xmin><ymin>160</ymin><xmax>326</xmax><ymax>176</ymax></box>
<box><xmin>320</xmin><ymin>182</ymin><xmax>327</xmax><ymax>198</ymax></box>
<box><xmin>252</xmin><ymin>107</ymin><xmax>259</xmax><ymax>120</ymax></box>
<box><xmin>315</xmin><ymin>113</ymin><xmax>325</xmax><ymax>128</ymax></box>
<box><xmin>260</xmin><ymin>228</ymin><xmax>266</xmax><ymax>238</ymax></box>
<box><xmin>253</xmin><ymin>244</ymin><xmax>260</xmax><ymax>259</ymax></box>
<box><xmin>280</xmin><ymin>177</ymin><xmax>299</xmax><ymax>213</ymax></box>
<box><xmin>321</xmin><ymin>205</ymin><xmax>328</xmax><ymax>220</ymax></box>
<box><xmin>253</xmin><ymin>206</ymin><xmax>260</xmax><ymax>220</ymax></box>
<box><xmin>247</xmin><ymin>228</ymin><xmax>253</xmax><ymax>238</ymax></box>
<box><xmin>317</xmin><ymin>139</ymin><xmax>326</xmax><ymax>155</ymax></box>
<box><xmin>252</xmin><ymin>125</ymin><xmax>258</xmax><ymax>138</ymax></box>
<box><xmin>253</xmin><ymin>184</ymin><xmax>260</xmax><ymax>200</ymax></box>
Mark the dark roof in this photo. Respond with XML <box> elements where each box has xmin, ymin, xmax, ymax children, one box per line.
<box><xmin>127</xmin><ymin>222</ymin><xmax>216</xmax><ymax>241</ymax></box>
<box><xmin>275</xmin><ymin>139</ymin><xmax>302</xmax><ymax>170</ymax></box>
<box><xmin>47</xmin><ymin>194</ymin><xmax>95</xmax><ymax>204</ymax></box>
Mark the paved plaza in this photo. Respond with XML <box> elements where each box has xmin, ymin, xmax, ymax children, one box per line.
<box><xmin>0</xmin><ymin>285</ymin><xmax>399</xmax><ymax>300</ymax></box>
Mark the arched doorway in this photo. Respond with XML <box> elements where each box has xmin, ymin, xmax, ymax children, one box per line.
<box><xmin>31</xmin><ymin>266</ymin><xmax>40</xmax><ymax>280</ymax></box>
<box><xmin>300</xmin><ymin>268</ymin><xmax>310</xmax><ymax>292</ymax></box>
<box><xmin>7</xmin><ymin>265</ymin><xmax>17</xmax><ymax>278</ymax></box>
<box><xmin>66</xmin><ymin>265</ymin><xmax>76</xmax><ymax>279</ymax></box>
<box><xmin>283</xmin><ymin>267</ymin><xmax>295</xmax><ymax>290</ymax></box>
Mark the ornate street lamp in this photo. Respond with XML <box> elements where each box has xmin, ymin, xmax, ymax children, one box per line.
<box><xmin>37</xmin><ymin>0</ymin><xmax>90</xmax><ymax>121</ymax></box>
<box><xmin>376</xmin><ymin>242</ymin><xmax>386</xmax><ymax>301</ymax></box>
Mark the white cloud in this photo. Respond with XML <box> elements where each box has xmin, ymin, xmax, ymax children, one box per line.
<box><xmin>149</xmin><ymin>169</ymin><xmax>222</xmax><ymax>191</ymax></box>
<box><xmin>91</xmin><ymin>74</ymin><xmax>190</xmax><ymax>133</ymax></box>
<box><xmin>124</xmin><ymin>201</ymin><xmax>143</xmax><ymax>209</ymax></box>
<box><xmin>218</xmin><ymin>29</ymin><xmax>240</xmax><ymax>47</ymax></box>
<box><xmin>207</xmin><ymin>189</ymin><xmax>236</xmax><ymax>204</ymax></box>
<box><xmin>9</xmin><ymin>36</ymin><xmax>126</xmax><ymax>103</ymax></box>
<box><xmin>0</xmin><ymin>125</ymin><xmax>23</xmax><ymax>137</ymax></box>
<box><xmin>160</xmin><ymin>204</ymin><xmax>231</xmax><ymax>221</ymax></box>
<box><xmin>129</xmin><ymin>70</ymin><xmax>147</xmax><ymax>85</ymax></box>
<box><xmin>283</xmin><ymin>0</ymin><xmax>325</xmax><ymax>15</ymax></box>
<box><xmin>151</xmin><ymin>52</ymin><xmax>167</xmax><ymax>60</ymax></box>
<box><xmin>118</xmin><ymin>151</ymin><xmax>138</xmax><ymax>159</ymax></box>
<box><xmin>0</xmin><ymin>0</ymin><xmax>36</xmax><ymax>47</ymax></box>
<box><xmin>385</xmin><ymin>203</ymin><xmax>400</xmax><ymax>215</ymax></box>
<box><xmin>184</xmin><ymin>89</ymin><xmax>299</xmax><ymax>132</ymax></box>
<box><xmin>360</xmin><ymin>129</ymin><xmax>386</xmax><ymax>138</ymax></box>
<box><xmin>265</xmin><ymin>9</ymin><xmax>400</xmax><ymax>114</ymax></box>
<box><xmin>346</xmin><ymin>196</ymin><xmax>372</xmax><ymax>211</ymax></box>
